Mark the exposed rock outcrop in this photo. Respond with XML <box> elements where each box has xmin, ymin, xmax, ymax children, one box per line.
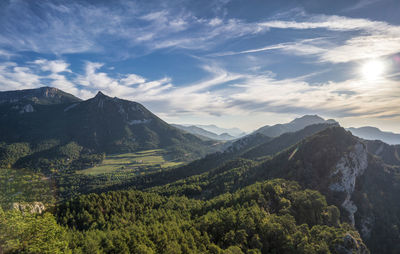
<box><xmin>19</xmin><ymin>104</ymin><xmax>34</xmax><ymax>113</ymax></box>
<box><xmin>12</xmin><ymin>202</ymin><xmax>46</xmax><ymax>214</ymax></box>
<box><xmin>329</xmin><ymin>142</ymin><xmax>368</xmax><ymax>225</ymax></box>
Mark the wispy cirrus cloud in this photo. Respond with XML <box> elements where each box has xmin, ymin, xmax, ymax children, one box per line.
<box><xmin>3</xmin><ymin>1</ymin><xmax>398</xmax><ymax>65</ymax></box>
<box><xmin>0</xmin><ymin>1</ymin><xmax>269</xmax><ymax>55</ymax></box>
<box><xmin>215</xmin><ymin>14</ymin><xmax>400</xmax><ymax>63</ymax></box>
<box><xmin>211</xmin><ymin>38</ymin><xmax>328</xmax><ymax>57</ymax></box>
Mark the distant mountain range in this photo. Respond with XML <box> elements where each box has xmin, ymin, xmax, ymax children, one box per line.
<box><xmin>171</xmin><ymin>124</ymin><xmax>236</xmax><ymax>141</ymax></box>
<box><xmin>348</xmin><ymin>126</ymin><xmax>400</xmax><ymax>145</ymax></box>
<box><xmin>254</xmin><ymin>115</ymin><xmax>338</xmax><ymax>137</ymax></box>
<box><xmin>252</xmin><ymin>114</ymin><xmax>400</xmax><ymax>145</ymax></box>
<box><xmin>196</xmin><ymin>124</ymin><xmax>246</xmax><ymax>137</ymax></box>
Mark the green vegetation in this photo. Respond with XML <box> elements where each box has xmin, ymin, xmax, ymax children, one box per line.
<box><xmin>0</xmin><ymin>140</ymin><xmax>105</xmax><ymax>174</ymax></box>
<box><xmin>78</xmin><ymin>149</ymin><xmax>183</xmax><ymax>175</ymax></box>
<box><xmin>0</xmin><ymin>168</ymin><xmax>55</xmax><ymax>209</ymax></box>
<box><xmin>0</xmin><ymin>207</ymin><xmax>69</xmax><ymax>253</ymax></box>
<box><xmin>53</xmin><ymin>179</ymin><xmax>366</xmax><ymax>253</ymax></box>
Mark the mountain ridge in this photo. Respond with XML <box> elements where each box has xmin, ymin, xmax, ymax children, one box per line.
<box><xmin>196</xmin><ymin>124</ymin><xmax>246</xmax><ymax>137</ymax></box>
<box><xmin>172</xmin><ymin>124</ymin><xmax>236</xmax><ymax>141</ymax></box>
<box><xmin>254</xmin><ymin>115</ymin><xmax>338</xmax><ymax>137</ymax></box>
<box><xmin>0</xmin><ymin>86</ymin><xmax>81</xmax><ymax>105</ymax></box>
<box><xmin>348</xmin><ymin>126</ymin><xmax>400</xmax><ymax>145</ymax></box>
<box><xmin>0</xmin><ymin>87</ymin><xmax>218</xmax><ymax>172</ymax></box>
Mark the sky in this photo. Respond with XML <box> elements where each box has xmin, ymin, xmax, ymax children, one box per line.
<box><xmin>0</xmin><ymin>0</ymin><xmax>400</xmax><ymax>133</ymax></box>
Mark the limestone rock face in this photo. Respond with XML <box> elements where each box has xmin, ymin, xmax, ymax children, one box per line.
<box><xmin>19</xmin><ymin>104</ymin><xmax>34</xmax><ymax>113</ymax></box>
<box><xmin>12</xmin><ymin>202</ymin><xmax>46</xmax><ymax>214</ymax></box>
<box><xmin>329</xmin><ymin>142</ymin><xmax>368</xmax><ymax>225</ymax></box>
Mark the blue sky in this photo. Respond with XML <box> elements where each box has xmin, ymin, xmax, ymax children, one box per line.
<box><xmin>0</xmin><ymin>0</ymin><xmax>400</xmax><ymax>132</ymax></box>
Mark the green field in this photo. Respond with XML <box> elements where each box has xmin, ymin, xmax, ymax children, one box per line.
<box><xmin>78</xmin><ymin>149</ymin><xmax>183</xmax><ymax>175</ymax></box>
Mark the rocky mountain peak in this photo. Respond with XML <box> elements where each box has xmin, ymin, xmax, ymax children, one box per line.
<box><xmin>290</xmin><ymin>114</ymin><xmax>325</xmax><ymax>125</ymax></box>
<box><xmin>95</xmin><ymin>91</ymin><xmax>108</xmax><ymax>98</ymax></box>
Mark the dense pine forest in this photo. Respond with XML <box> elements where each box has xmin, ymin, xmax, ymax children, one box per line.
<box><xmin>1</xmin><ymin>179</ymin><xmax>367</xmax><ymax>253</ymax></box>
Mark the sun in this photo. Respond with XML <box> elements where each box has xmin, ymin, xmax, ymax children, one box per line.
<box><xmin>360</xmin><ymin>59</ymin><xmax>385</xmax><ymax>80</ymax></box>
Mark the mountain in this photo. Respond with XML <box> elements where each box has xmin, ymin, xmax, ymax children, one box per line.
<box><xmin>171</xmin><ymin>124</ymin><xmax>236</xmax><ymax>140</ymax></box>
<box><xmin>242</xmin><ymin>123</ymin><xmax>336</xmax><ymax>160</ymax></box>
<box><xmin>256</xmin><ymin>127</ymin><xmax>400</xmax><ymax>254</ymax></box>
<box><xmin>254</xmin><ymin>115</ymin><xmax>338</xmax><ymax>137</ymax></box>
<box><xmin>144</xmin><ymin>126</ymin><xmax>399</xmax><ymax>253</ymax></box>
<box><xmin>0</xmin><ymin>87</ymin><xmax>217</xmax><ymax>172</ymax></box>
<box><xmin>364</xmin><ymin>139</ymin><xmax>400</xmax><ymax>166</ymax></box>
<box><xmin>196</xmin><ymin>124</ymin><xmax>246</xmax><ymax>137</ymax></box>
<box><xmin>101</xmin><ymin>123</ymin><xmax>334</xmax><ymax>193</ymax></box>
<box><xmin>0</xmin><ymin>86</ymin><xmax>81</xmax><ymax>105</ymax></box>
<box><xmin>348</xmin><ymin>126</ymin><xmax>400</xmax><ymax>145</ymax></box>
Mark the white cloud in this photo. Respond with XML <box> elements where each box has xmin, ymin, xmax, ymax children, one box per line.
<box><xmin>213</xmin><ymin>38</ymin><xmax>328</xmax><ymax>57</ymax></box>
<box><xmin>216</xmin><ymin>14</ymin><xmax>400</xmax><ymax>63</ymax></box>
<box><xmin>0</xmin><ymin>63</ymin><xmax>42</xmax><ymax>90</ymax></box>
<box><xmin>0</xmin><ymin>58</ymin><xmax>399</xmax><ymax>131</ymax></box>
<box><xmin>34</xmin><ymin>59</ymin><xmax>71</xmax><ymax>73</ymax></box>
<box><xmin>209</xmin><ymin>18</ymin><xmax>223</xmax><ymax>26</ymax></box>
<box><xmin>259</xmin><ymin>15</ymin><xmax>389</xmax><ymax>32</ymax></box>
<box><xmin>120</xmin><ymin>74</ymin><xmax>146</xmax><ymax>86</ymax></box>
<box><xmin>0</xmin><ymin>50</ymin><xmax>14</xmax><ymax>58</ymax></box>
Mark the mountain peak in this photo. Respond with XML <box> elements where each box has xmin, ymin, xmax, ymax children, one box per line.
<box><xmin>348</xmin><ymin>126</ymin><xmax>400</xmax><ymax>145</ymax></box>
<box><xmin>95</xmin><ymin>91</ymin><xmax>108</xmax><ymax>98</ymax></box>
<box><xmin>0</xmin><ymin>86</ymin><xmax>81</xmax><ymax>105</ymax></box>
<box><xmin>291</xmin><ymin>115</ymin><xmax>325</xmax><ymax>123</ymax></box>
<box><xmin>254</xmin><ymin>115</ymin><xmax>337</xmax><ymax>137</ymax></box>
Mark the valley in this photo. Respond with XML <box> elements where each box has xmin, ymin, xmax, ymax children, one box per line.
<box><xmin>77</xmin><ymin>149</ymin><xmax>183</xmax><ymax>175</ymax></box>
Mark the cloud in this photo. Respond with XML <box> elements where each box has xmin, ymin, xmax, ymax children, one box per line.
<box><xmin>259</xmin><ymin>15</ymin><xmax>389</xmax><ymax>31</ymax></box>
<box><xmin>215</xmin><ymin>14</ymin><xmax>400</xmax><ymax>63</ymax></box>
<box><xmin>73</xmin><ymin>61</ymin><xmax>174</xmax><ymax>99</ymax></box>
<box><xmin>0</xmin><ymin>50</ymin><xmax>14</xmax><ymax>59</ymax></box>
<box><xmin>212</xmin><ymin>38</ymin><xmax>328</xmax><ymax>57</ymax></box>
<box><xmin>120</xmin><ymin>74</ymin><xmax>146</xmax><ymax>86</ymax></box>
<box><xmin>209</xmin><ymin>18</ymin><xmax>223</xmax><ymax>26</ymax></box>
<box><xmin>0</xmin><ymin>1</ymin><xmax>98</xmax><ymax>54</ymax></box>
<box><xmin>0</xmin><ymin>1</ymin><xmax>270</xmax><ymax>55</ymax></box>
<box><xmin>1</xmin><ymin>1</ymin><xmax>399</xmax><ymax>65</ymax></box>
<box><xmin>344</xmin><ymin>0</ymin><xmax>381</xmax><ymax>12</ymax></box>
<box><xmin>0</xmin><ymin>58</ymin><xmax>399</xmax><ymax>123</ymax></box>
<box><xmin>33</xmin><ymin>59</ymin><xmax>71</xmax><ymax>73</ymax></box>
<box><xmin>0</xmin><ymin>62</ymin><xmax>42</xmax><ymax>90</ymax></box>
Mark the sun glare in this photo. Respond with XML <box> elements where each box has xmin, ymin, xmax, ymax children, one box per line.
<box><xmin>361</xmin><ymin>59</ymin><xmax>385</xmax><ymax>80</ymax></box>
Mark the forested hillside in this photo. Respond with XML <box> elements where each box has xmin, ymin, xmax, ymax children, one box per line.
<box><xmin>1</xmin><ymin>179</ymin><xmax>368</xmax><ymax>253</ymax></box>
<box><xmin>0</xmin><ymin>88</ymin><xmax>220</xmax><ymax>174</ymax></box>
